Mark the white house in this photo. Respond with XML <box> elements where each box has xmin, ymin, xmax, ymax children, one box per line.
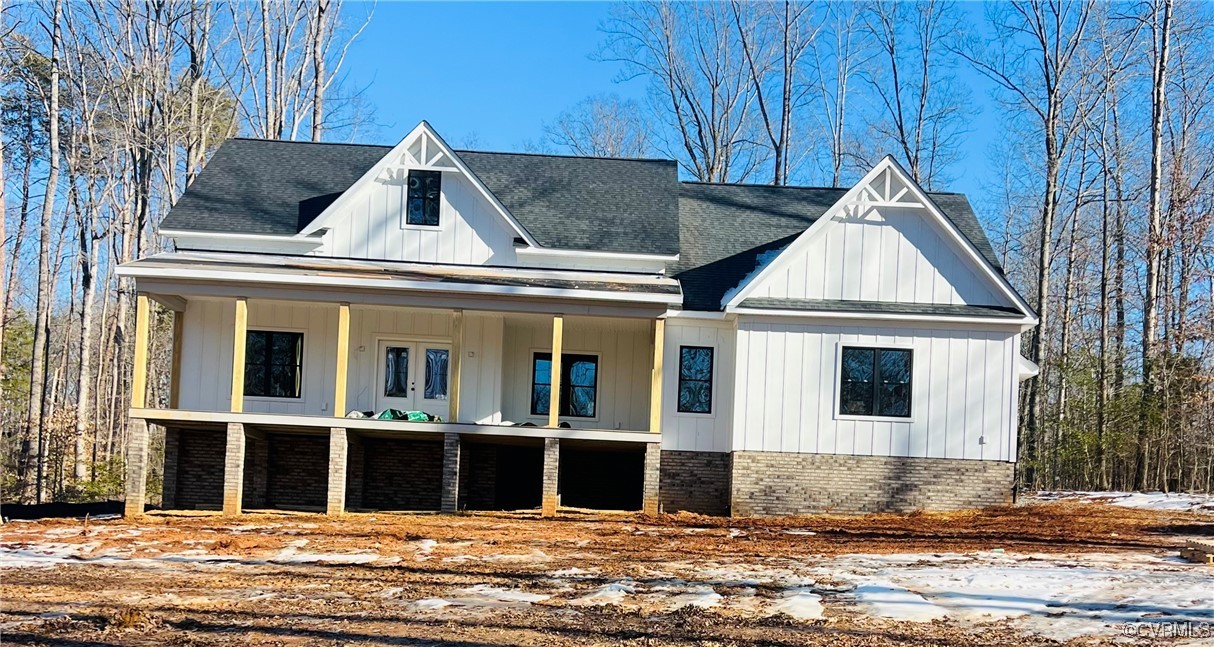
<box><xmin>118</xmin><ymin>122</ymin><xmax>1038</xmax><ymax>518</ymax></box>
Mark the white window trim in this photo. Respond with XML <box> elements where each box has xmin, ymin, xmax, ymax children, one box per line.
<box><xmin>674</xmin><ymin>344</ymin><xmax>717</xmax><ymax>418</ymax></box>
<box><xmin>526</xmin><ymin>347</ymin><xmax>603</xmax><ymax>423</ymax></box>
<box><xmin>832</xmin><ymin>340</ymin><xmax>919</xmax><ymax>424</ymax></box>
<box><xmin>242</xmin><ymin>326</ymin><xmax>309</xmax><ymax>403</ymax></box>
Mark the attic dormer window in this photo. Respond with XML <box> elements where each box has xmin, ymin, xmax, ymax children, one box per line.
<box><xmin>406</xmin><ymin>169</ymin><xmax>441</xmax><ymax>226</ymax></box>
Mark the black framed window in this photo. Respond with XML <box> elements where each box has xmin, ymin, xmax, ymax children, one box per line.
<box><xmin>839</xmin><ymin>346</ymin><xmax>912</xmax><ymax>417</ymax></box>
<box><xmin>531</xmin><ymin>352</ymin><xmax>598</xmax><ymax>418</ymax></box>
<box><xmin>245</xmin><ymin>331</ymin><xmax>303</xmax><ymax>398</ymax></box>
<box><xmin>406</xmin><ymin>169</ymin><xmax>441</xmax><ymax>226</ymax></box>
<box><xmin>677</xmin><ymin>346</ymin><xmax>714</xmax><ymax>413</ymax></box>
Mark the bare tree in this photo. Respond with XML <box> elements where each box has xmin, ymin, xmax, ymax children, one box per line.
<box><xmin>958</xmin><ymin>0</ymin><xmax>1097</xmax><ymax>489</ymax></box>
<box><xmin>23</xmin><ymin>0</ymin><xmax>62</xmax><ymax>503</ymax></box>
<box><xmin>601</xmin><ymin>1</ymin><xmax>761</xmax><ymax>181</ymax></box>
<box><xmin>1136</xmin><ymin>0</ymin><xmax>1174</xmax><ymax>490</ymax></box>
<box><xmin>861</xmin><ymin>0</ymin><xmax>969</xmax><ymax>190</ymax></box>
<box><xmin>544</xmin><ymin>94</ymin><xmax>650</xmax><ymax>158</ymax></box>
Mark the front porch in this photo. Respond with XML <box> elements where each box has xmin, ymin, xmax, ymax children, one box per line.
<box><xmin>133</xmin><ymin>409</ymin><xmax>659</xmax><ymax>518</ymax></box>
<box><xmin>119</xmin><ymin>253</ymin><xmax>680</xmax><ymax>519</ymax></box>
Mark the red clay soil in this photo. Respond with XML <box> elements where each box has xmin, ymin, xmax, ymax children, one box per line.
<box><xmin>0</xmin><ymin>502</ymin><xmax>1208</xmax><ymax>646</ymax></box>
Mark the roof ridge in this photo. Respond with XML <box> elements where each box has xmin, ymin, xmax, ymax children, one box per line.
<box><xmin>454</xmin><ymin>148</ymin><xmax>676</xmax><ymax>164</ymax></box>
<box><xmin>229</xmin><ymin>137</ymin><xmax>392</xmax><ymax>149</ymax></box>
<box><xmin>681</xmin><ymin>179</ymin><xmax>964</xmax><ymax>196</ymax></box>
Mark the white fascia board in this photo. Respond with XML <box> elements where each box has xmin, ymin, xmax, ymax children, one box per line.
<box><xmin>116</xmin><ymin>265</ymin><xmax>683</xmax><ymax>306</ymax></box>
<box><xmin>516</xmin><ymin>246</ymin><xmax>679</xmax><ymax>263</ymax></box>
<box><xmin>161</xmin><ymin>229</ymin><xmax>324</xmax><ymax>253</ymax></box>
<box><xmin>729</xmin><ymin>306</ymin><xmax>1036</xmax><ymax>327</ymax></box>
<box><xmin>720</xmin><ymin>160</ymin><xmax>893</xmax><ymax>309</ymax></box>
<box><xmin>297</xmin><ymin>121</ymin><xmax>539</xmax><ymax>246</ymax></box>
<box><xmin>663</xmin><ymin>309</ymin><xmax>730</xmax><ymax>320</ymax></box>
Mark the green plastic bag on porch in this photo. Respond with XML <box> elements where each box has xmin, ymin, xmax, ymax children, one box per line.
<box><xmin>375</xmin><ymin>409</ymin><xmax>442</xmax><ymax>422</ymax></box>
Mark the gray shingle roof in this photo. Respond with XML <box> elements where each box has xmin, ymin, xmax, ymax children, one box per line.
<box><xmin>671</xmin><ymin>182</ymin><xmax>1004</xmax><ymax>311</ymax></box>
<box><xmin>738</xmin><ymin>298</ymin><xmax>1024</xmax><ymax>319</ymax></box>
<box><xmin>161</xmin><ymin>137</ymin><xmax>1013</xmax><ymax>312</ymax></box>
<box><xmin>161</xmin><ymin>138</ymin><xmax>681</xmax><ymax>255</ymax></box>
<box><xmin>453</xmin><ymin>150</ymin><xmax>680</xmax><ymax>255</ymax></box>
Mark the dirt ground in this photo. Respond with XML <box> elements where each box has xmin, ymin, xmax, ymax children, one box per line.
<box><xmin>1</xmin><ymin>502</ymin><xmax>1211</xmax><ymax>646</ymax></box>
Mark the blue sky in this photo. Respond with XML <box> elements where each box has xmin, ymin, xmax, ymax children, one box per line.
<box><xmin>339</xmin><ymin>2</ymin><xmax>1004</xmax><ymax>207</ymax></box>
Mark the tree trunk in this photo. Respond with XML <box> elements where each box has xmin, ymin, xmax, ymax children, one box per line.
<box><xmin>1137</xmin><ymin>0</ymin><xmax>1172</xmax><ymax>491</ymax></box>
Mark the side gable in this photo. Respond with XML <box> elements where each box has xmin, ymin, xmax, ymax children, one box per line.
<box><xmin>723</xmin><ymin>157</ymin><xmax>1034</xmax><ymax>316</ymax></box>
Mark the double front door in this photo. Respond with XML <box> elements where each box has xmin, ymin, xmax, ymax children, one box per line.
<box><xmin>375</xmin><ymin>340</ymin><xmax>452</xmax><ymax>420</ymax></box>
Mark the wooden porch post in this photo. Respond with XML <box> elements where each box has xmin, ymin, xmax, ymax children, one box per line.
<box><xmin>334</xmin><ymin>303</ymin><xmax>350</xmax><ymax>416</ymax></box>
<box><xmin>230</xmin><ymin>298</ymin><xmax>248</xmax><ymax>413</ymax></box>
<box><xmin>131</xmin><ymin>293</ymin><xmax>151</xmax><ymax>408</ymax></box>
<box><xmin>449</xmin><ymin>310</ymin><xmax>464</xmax><ymax>422</ymax></box>
<box><xmin>548</xmin><ymin>315</ymin><xmax>564</xmax><ymax>428</ymax></box>
<box><xmin>168</xmin><ymin>313</ymin><xmax>184</xmax><ymax>409</ymax></box>
<box><xmin>649</xmin><ymin>318</ymin><xmax>665</xmax><ymax>434</ymax></box>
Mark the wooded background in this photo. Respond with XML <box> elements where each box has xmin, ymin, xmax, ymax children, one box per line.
<box><xmin>1</xmin><ymin>0</ymin><xmax>1211</xmax><ymax>504</ymax></box>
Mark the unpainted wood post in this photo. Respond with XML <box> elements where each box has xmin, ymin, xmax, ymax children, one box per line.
<box><xmin>334</xmin><ymin>303</ymin><xmax>350</xmax><ymax>416</ymax></box>
<box><xmin>230</xmin><ymin>298</ymin><xmax>247</xmax><ymax>413</ymax></box>
<box><xmin>650</xmin><ymin>318</ymin><xmax>665</xmax><ymax>434</ymax></box>
<box><xmin>131</xmin><ymin>293</ymin><xmax>151</xmax><ymax>408</ymax></box>
<box><xmin>548</xmin><ymin>315</ymin><xmax>563</xmax><ymax>428</ymax></box>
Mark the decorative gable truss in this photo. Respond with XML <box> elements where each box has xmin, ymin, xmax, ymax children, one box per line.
<box><xmin>723</xmin><ymin>156</ymin><xmax>1036</xmax><ymax>320</ymax></box>
<box><xmin>298</xmin><ymin>121</ymin><xmax>538</xmax><ymax>249</ymax></box>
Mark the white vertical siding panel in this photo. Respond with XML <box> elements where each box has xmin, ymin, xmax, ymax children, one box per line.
<box><xmin>317</xmin><ymin>171</ymin><xmax>518</xmax><ymax>265</ymax></box>
<box><xmin>730</xmin><ymin>319</ymin><xmax>1018</xmax><ymax>464</ymax></box>
<box><xmin>742</xmin><ymin>202</ymin><xmax>1008</xmax><ymax>307</ymax></box>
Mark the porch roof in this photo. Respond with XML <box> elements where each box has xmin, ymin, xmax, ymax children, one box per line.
<box><xmin>118</xmin><ymin>251</ymin><xmax>682</xmax><ymax>307</ymax></box>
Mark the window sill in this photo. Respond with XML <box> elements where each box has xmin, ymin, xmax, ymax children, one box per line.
<box><xmin>834</xmin><ymin>413</ymin><xmax>916</xmax><ymax>424</ymax></box>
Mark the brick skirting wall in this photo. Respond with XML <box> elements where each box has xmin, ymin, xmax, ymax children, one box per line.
<box><xmin>172</xmin><ymin>429</ymin><xmax>225</xmax><ymax>510</ymax></box>
<box><xmin>658</xmin><ymin>450</ymin><xmax>731</xmax><ymax>516</ymax></box>
<box><xmin>729</xmin><ymin>451</ymin><xmax>1016</xmax><ymax>515</ymax></box>
<box><xmin>360</xmin><ymin>438</ymin><xmax>443</xmax><ymax>511</ymax></box>
<box><xmin>267</xmin><ymin>434</ymin><xmax>329</xmax><ymax>510</ymax></box>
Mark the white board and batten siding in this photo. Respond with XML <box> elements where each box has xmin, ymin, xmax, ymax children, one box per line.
<box><xmin>659</xmin><ymin>318</ymin><xmax>736</xmax><ymax>453</ymax></box>
<box><xmin>176</xmin><ymin>299</ymin><xmax>506</xmax><ymax>422</ymax></box>
<box><xmin>732</xmin><ymin>319</ymin><xmax>1020</xmax><ymax>462</ymax></box>
<box><xmin>748</xmin><ymin>204</ymin><xmax>1006</xmax><ymax>306</ymax></box>
<box><xmin>500</xmin><ymin>316</ymin><xmax>653</xmax><ymax>430</ymax></box>
<box><xmin>177</xmin><ymin>299</ymin><xmax>339</xmax><ymax>416</ymax></box>
<box><xmin>315</xmin><ymin>171</ymin><xmax>519</xmax><ymax>265</ymax></box>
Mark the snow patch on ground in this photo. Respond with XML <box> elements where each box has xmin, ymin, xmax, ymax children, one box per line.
<box><xmin>413</xmin><ymin>585</ymin><xmax>549</xmax><ymax>610</ymax></box>
<box><xmin>569</xmin><ymin>580</ymin><xmax>637</xmax><ymax>606</ymax></box>
<box><xmin>769</xmin><ymin>587</ymin><xmax>825</xmax><ymax>620</ymax></box>
<box><xmin>1035</xmin><ymin>490</ymin><xmax>1214</xmax><ymax>513</ymax></box>
<box><xmin>821</xmin><ymin>551</ymin><xmax>1214</xmax><ymax>641</ymax></box>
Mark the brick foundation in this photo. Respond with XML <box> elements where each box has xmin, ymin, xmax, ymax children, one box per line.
<box><xmin>161</xmin><ymin>428</ymin><xmax>180</xmax><ymax>509</ymax></box>
<box><xmin>266</xmin><ymin>433</ymin><xmax>328</xmax><ymax>511</ymax></box>
<box><xmin>541</xmin><ymin>438</ymin><xmax>559</xmax><ymax>516</ymax></box>
<box><xmin>458</xmin><ymin>442</ymin><xmax>499</xmax><ymax>510</ymax></box>
<box><xmin>441</xmin><ymin>433</ymin><xmax>460</xmax><ymax>513</ymax></box>
<box><xmin>242</xmin><ymin>435</ymin><xmax>269</xmax><ymax>509</ymax></box>
<box><xmin>658</xmin><ymin>450</ymin><xmax>731</xmax><ymax>516</ymax></box>
<box><xmin>174</xmin><ymin>429</ymin><xmax>225</xmax><ymax>510</ymax></box>
<box><xmin>123</xmin><ymin>418</ymin><xmax>149</xmax><ymax>517</ymax></box>
<box><xmin>729</xmin><ymin>451</ymin><xmax>1016</xmax><ymax>515</ymax></box>
<box><xmin>360</xmin><ymin>438</ymin><xmax>443</xmax><ymax>511</ymax></box>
